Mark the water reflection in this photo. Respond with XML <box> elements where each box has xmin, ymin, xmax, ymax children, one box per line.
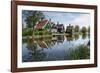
<box><xmin>82</xmin><ymin>34</ymin><xmax>87</xmax><ymax>39</ymax></box>
<box><xmin>22</xmin><ymin>34</ymin><xmax>90</xmax><ymax>62</ymax></box>
<box><xmin>23</xmin><ymin>39</ymin><xmax>47</xmax><ymax>62</ymax></box>
<box><xmin>66</xmin><ymin>35</ymin><xmax>74</xmax><ymax>42</ymax></box>
<box><xmin>74</xmin><ymin>34</ymin><xmax>79</xmax><ymax>40</ymax></box>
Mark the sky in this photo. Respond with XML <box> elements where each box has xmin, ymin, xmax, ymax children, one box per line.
<box><xmin>42</xmin><ymin>11</ymin><xmax>90</xmax><ymax>29</ymax></box>
<box><xmin>22</xmin><ymin>10</ymin><xmax>90</xmax><ymax>29</ymax></box>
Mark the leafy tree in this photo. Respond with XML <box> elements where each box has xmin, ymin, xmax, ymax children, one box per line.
<box><xmin>81</xmin><ymin>26</ymin><xmax>87</xmax><ymax>34</ymax></box>
<box><xmin>66</xmin><ymin>24</ymin><xmax>74</xmax><ymax>34</ymax></box>
<box><xmin>74</xmin><ymin>25</ymin><xmax>79</xmax><ymax>32</ymax></box>
<box><xmin>22</xmin><ymin>10</ymin><xmax>45</xmax><ymax>29</ymax></box>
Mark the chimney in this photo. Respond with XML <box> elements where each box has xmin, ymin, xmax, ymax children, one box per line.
<box><xmin>57</xmin><ymin>22</ymin><xmax>59</xmax><ymax>24</ymax></box>
<box><xmin>49</xmin><ymin>18</ymin><xmax>51</xmax><ymax>21</ymax></box>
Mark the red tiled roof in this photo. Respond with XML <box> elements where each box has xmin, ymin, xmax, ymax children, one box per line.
<box><xmin>35</xmin><ymin>20</ymin><xmax>48</xmax><ymax>29</ymax></box>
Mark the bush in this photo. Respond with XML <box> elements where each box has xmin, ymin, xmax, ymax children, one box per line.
<box><xmin>34</xmin><ymin>30</ymin><xmax>43</xmax><ymax>35</ymax></box>
<box><xmin>81</xmin><ymin>26</ymin><xmax>87</xmax><ymax>34</ymax></box>
<box><xmin>22</xmin><ymin>28</ymin><xmax>33</xmax><ymax>36</ymax></box>
<box><xmin>34</xmin><ymin>30</ymin><xmax>52</xmax><ymax>35</ymax></box>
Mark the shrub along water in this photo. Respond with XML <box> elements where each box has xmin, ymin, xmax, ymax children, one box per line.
<box><xmin>66</xmin><ymin>45</ymin><xmax>90</xmax><ymax>60</ymax></box>
<box><xmin>22</xmin><ymin>28</ymin><xmax>33</xmax><ymax>36</ymax></box>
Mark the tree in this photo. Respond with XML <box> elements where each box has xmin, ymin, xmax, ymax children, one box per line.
<box><xmin>88</xmin><ymin>26</ymin><xmax>90</xmax><ymax>33</ymax></box>
<box><xmin>66</xmin><ymin>24</ymin><xmax>74</xmax><ymax>34</ymax></box>
<box><xmin>74</xmin><ymin>25</ymin><xmax>79</xmax><ymax>32</ymax></box>
<box><xmin>22</xmin><ymin>10</ymin><xmax>45</xmax><ymax>29</ymax></box>
<box><xmin>25</xmin><ymin>16</ymin><xmax>33</xmax><ymax>28</ymax></box>
<box><xmin>81</xmin><ymin>26</ymin><xmax>87</xmax><ymax>34</ymax></box>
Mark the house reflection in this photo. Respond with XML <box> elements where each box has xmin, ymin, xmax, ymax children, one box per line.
<box><xmin>33</xmin><ymin>36</ymin><xmax>64</xmax><ymax>49</ymax></box>
<box><xmin>24</xmin><ymin>34</ymin><xmax>85</xmax><ymax>51</ymax></box>
<box><xmin>35</xmin><ymin>37</ymin><xmax>53</xmax><ymax>49</ymax></box>
<box><xmin>24</xmin><ymin>34</ymin><xmax>88</xmax><ymax>51</ymax></box>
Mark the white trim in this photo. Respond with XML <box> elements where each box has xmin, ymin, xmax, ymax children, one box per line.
<box><xmin>42</xmin><ymin>20</ymin><xmax>49</xmax><ymax>29</ymax></box>
<box><xmin>17</xmin><ymin>5</ymin><xmax>95</xmax><ymax>68</ymax></box>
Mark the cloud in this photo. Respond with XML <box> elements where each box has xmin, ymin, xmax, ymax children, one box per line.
<box><xmin>70</xmin><ymin>14</ymin><xmax>90</xmax><ymax>27</ymax></box>
<box><xmin>43</xmin><ymin>11</ymin><xmax>90</xmax><ymax>28</ymax></box>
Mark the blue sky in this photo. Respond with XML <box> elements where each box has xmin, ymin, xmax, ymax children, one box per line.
<box><xmin>22</xmin><ymin>10</ymin><xmax>90</xmax><ymax>29</ymax></box>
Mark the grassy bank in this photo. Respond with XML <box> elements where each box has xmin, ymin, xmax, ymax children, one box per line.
<box><xmin>22</xmin><ymin>28</ymin><xmax>33</xmax><ymax>36</ymax></box>
<box><xmin>66</xmin><ymin>45</ymin><xmax>90</xmax><ymax>60</ymax></box>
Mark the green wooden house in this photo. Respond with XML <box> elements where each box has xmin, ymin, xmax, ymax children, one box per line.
<box><xmin>34</xmin><ymin>19</ymin><xmax>52</xmax><ymax>35</ymax></box>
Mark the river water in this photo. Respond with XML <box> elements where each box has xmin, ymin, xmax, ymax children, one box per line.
<box><xmin>22</xmin><ymin>34</ymin><xmax>90</xmax><ymax>62</ymax></box>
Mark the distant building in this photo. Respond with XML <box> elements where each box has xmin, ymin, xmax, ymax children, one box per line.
<box><xmin>51</xmin><ymin>23</ymin><xmax>57</xmax><ymax>33</ymax></box>
<box><xmin>56</xmin><ymin>22</ymin><xmax>65</xmax><ymax>33</ymax></box>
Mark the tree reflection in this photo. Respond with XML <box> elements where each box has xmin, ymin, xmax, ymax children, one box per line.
<box><xmin>74</xmin><ymin>34</ymin><xmax>79</xmax><ymax>40</ymax></box>
<box><xmin>24</xmin><ymin>38</ymin><xmax>47</xmax><ymax>62</ymax></box>
<box><xmin>82</xmin><ymin>34</ymin><xmax>87</xmax><ymax>39</ymax></box>
<box><xmin>66</xmin><ymin>35</ymin><xmax>74</xmax><ymax>42</ymax></box>
<box><xmin>22</xmin><ymin>38</ymin><xmax>28</xmax><ymax>43</ymax></box>
<box><xmin>56</xmin><ymin>35</ymin><xmax>64</xmax><ymax>44</ymax></box>
<box><xmin>88</xmin><ymin>34</ymin><xmax>90</xmax><ymax>39</ymax></box>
